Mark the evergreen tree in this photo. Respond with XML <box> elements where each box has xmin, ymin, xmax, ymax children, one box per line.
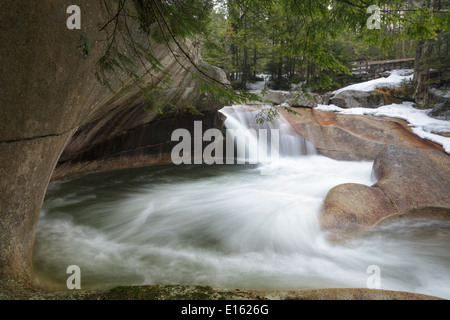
<box><xmin>96</xmin><ymin>0</ymin><xmax>450</xmax><ymax>113</ymax></box>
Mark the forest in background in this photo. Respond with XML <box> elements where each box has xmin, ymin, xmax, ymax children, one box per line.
<box><xmin>96</xmin><ymin>0</ymin><xmax>449</xmax><ymax>110</ymax></box>
<box><xmin>198</xmin><ymin>0</ymin><xmax>449</xmax><ymax>97</ymax></box>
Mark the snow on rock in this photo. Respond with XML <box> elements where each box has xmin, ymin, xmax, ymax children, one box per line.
<box><xmin>430</xmin><ymin>87</ymin><xmax>450</xmax><ymax>99</ymax></box>
<box><xmin>247</xmin><ymin>73</ymin><xmax>270</xmax><ymax>91</ymax></box>
<box><xmin>316</xmin><ymin>102</ymin><xmax>450</xmax><ymax>153</ymax></box>
<box><xmin>331</xmin><ymin>69</ymin><xmax>414</xmax><ymax>96</ymax></box>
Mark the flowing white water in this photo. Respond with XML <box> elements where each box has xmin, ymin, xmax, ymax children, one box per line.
<box><xmin>33</xmin><ymin>106</ymin><xmax>450</xmax><ymax>299</ymax></box>
<box><xmin>220</xmin><ymin>105</ymin><xmax>317</xmax><ymax>163</ymax></box>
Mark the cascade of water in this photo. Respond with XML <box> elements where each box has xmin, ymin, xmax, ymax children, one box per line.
<box><xmin>219</xmin><ymin>105</ymin><xmax>316</xmax><ymax>163</ymax></box>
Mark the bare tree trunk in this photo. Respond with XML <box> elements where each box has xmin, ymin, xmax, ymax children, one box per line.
<box><xmin>242</xmin><ymin>31</ymin><xmax>248</xmax><ymax>88</ymax></box>
<box><xmin>414</xmin><ymin>0</ymin><xmax>441</xmax><ymax>106</ymax></box>
<box><xmin>414</xmin><ymin>40</ymin><xmax>433</xmax><ymax>106</ymax></box>
<box><xmin>253</xmin><ymin>47</ymin><xmax>257</xmax><ymax>79</ymax></box>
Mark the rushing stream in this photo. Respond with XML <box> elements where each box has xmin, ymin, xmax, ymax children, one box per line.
<box><xmin>33</xmin><ymin>106</ymin><xmax>450</xmax><ymax>299</ymax></box>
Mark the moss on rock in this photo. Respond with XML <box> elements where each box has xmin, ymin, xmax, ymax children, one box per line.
<box><xmin>96</xmin><ymin>285</ymin><xmax>235</xmax><ymax>300</ymax></box>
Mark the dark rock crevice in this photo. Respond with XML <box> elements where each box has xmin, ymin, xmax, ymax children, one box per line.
<box><xmin>373</xmin><ymin>185</ymin><xmax>400</xmax><ymax>213</ymax></box>
<box><xmin>0</xmin><ymin>128</ymin><xmax>78</xmax><ymax>145</ymax></box>
<box><xmin>52</xmin><ymin>111</ymin><xmax>225</xmax><ymax>181</ymax></box>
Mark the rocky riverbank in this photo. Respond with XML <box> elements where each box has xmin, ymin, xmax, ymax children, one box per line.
<box><xmin>1</xmin><ymin>284</ymin><xmax>443</xmax><ymax>300</ymax></box>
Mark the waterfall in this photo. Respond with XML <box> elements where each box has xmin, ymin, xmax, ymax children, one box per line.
<box><xmin>219</xmin><ymin>105</ymin><xmax>316</xmax><ymax>165</ymax></box>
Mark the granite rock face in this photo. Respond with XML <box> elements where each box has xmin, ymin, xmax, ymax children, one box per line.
<box><xmin>52</xmin><ymin>112</ymin><xmax>225</xmax><ymax>181</ymax></box>
<box><xmin>372</xmin><ymin>144</ymin><xmax>450</xmax><ymax>213</ymax></box>
<box><xmin>319</xmin><ymin>183</ymin><xmax>398</xmax><ymax>233</ymax></box>
<box><xmin>329</xmin><ymin>90</ymin><xmax>386</xmax><ymax>109</ymax></box>
<box><xmin>281</xmin><ymin>107</ymin><xmax>445</xmax><ymax>160</ymax></box>
<box><xmin>320</xmin><ymin>145</ymin><xmax>450</xmax><ymax>233</ymax></box>
<box><xmin>0</xmin><ymin>0</ymin><xmax>228</xmax><ymax>289</ymax></box>
<box><xmin>430</xmin><ymin>99</ymin><xmax>450</xmax><ymax>120</ymax></box>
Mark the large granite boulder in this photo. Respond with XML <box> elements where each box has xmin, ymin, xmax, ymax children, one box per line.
<box><xmin>320</xmin><ymin>145</ymin><xmax>450</xmax><ymax>234</ymax></box>
<box><xmin>281</xmin><ymin>108</ymin><xmax>445</xmax><ymax>161</ymax></box>
<box><xmin>319</xmin><ymin>183</ymin><xmax>398</xmax><ymax>233</ymax></box>
<box><xmin>329</xmin><ymin>90</ymin><xmax>385</xmax><ymax>109</ymax></box>
<box><xmin>372</xmin><ymin>144</ymin><xmax>450</xmax><ymax>212</ymax></box>
<box><xmin>430</xmin><ymin>99</ymin><xmax>450</xmax><ymax>120</ymax></box>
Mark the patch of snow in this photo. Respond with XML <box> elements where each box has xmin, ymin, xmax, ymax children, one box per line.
<box><xmin>331</xmin><ymin>69</ymin><xmax>414</xmax><ymax>96</ymax></box>
<box><xmin>247</xmin><ymin>81</ymin><xmax>267</xmax><ymax>91</ymax></box>
<box><xmin>291</xmin><ymin>81</ymin><xmax>306</xmax><ymax>90</ymax></box>
<box><xmin>388</xmin><ymin>69</ymin><xmax>415</xmax><ymax>76</ymax></box>
<box><xmin>247</xmin><ymin>74</ymin><xmax>271</xmax><ymax>91</ymax></box>
<box><xmin>316</xmin><ymin>102</ymin><xmax>450</xmax><ymax>153</ymax></box>
<box><xmin>430</xmin><ymin>87</ymin><xmax>450</xmax><ymax>99</ymax></box>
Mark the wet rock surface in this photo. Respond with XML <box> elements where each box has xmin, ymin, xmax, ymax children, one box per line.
<box><xmin>320</xmin><ymin>145</ymin><xmax>450</xmax><ymax>233</ymax></box>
